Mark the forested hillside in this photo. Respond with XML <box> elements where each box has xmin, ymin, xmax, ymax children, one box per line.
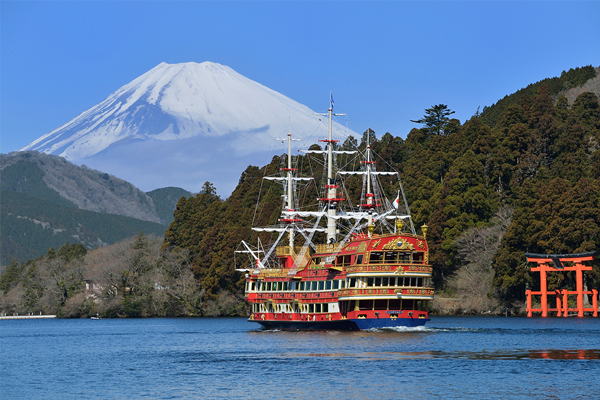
<box><xmin>0</xmin><ymin>152</ymin><xmax>191</xmax><ymax>264</ymax></box>
<box><xmin>165</xmin><ymin>66</ymin><xmax>600</xmax><ymax>311</ymax></box>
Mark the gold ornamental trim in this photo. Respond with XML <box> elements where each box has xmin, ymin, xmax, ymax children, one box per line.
<box><xmin>382</xmin><ymin>238</ymin><xmax>415</xmax><ymax>250</ymax></box>
<box><xmin>396</xmin><ymin>289</ymin><xmax>435</xmax><ymax>296</ymax></box>
<box><xmin>338</xmin><ymin>288</ymin><xmax>396</xmax><ymax>297</ymax></box>
<box><xmin>345</xmin><ymin>264</ymin><xmax>432</xmax><ymax>274</ymax></box>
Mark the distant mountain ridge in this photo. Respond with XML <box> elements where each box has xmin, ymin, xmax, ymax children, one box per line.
<box><xmin>20</xmin><ymin>61</ymin><xmax>356</xmax><ymax>194</ymax></box>
<box><xmin>0</xmin><ymin>152</ymin><xmax>191</xmax><ymax>264</ymax></box>
<box><xmin>2</xmin><ymin>151</ymin><xmax>163</xmax><ymax>223</ymax></box>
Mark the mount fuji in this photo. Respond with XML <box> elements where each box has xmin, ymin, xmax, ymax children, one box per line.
<box><xmin>21</xmin><ymin>62</ymin><xmax>356</xmax><ymax>195</ymax></box>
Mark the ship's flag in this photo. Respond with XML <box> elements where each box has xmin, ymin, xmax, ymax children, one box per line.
<box><xmin>393</xmin><ymin>193</ymin><xmax>400</xmax><ymax>209</ymax></box>
<box><xmin>330</xmin><ymin>93</ymin><xmax>334</xmax><ymax>108</ymax></box>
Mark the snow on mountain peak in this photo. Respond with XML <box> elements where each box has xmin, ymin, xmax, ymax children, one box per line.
<box><xmin>20</xmin><ymin>62</ymin><xmax>357</xmax><ymax>194</ymax></box>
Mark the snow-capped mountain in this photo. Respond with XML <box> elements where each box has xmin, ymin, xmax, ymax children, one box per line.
<box><xmin>21</xmin><ymin>62</ymin><xmax>356</xmax><ymax>194</ymax></box>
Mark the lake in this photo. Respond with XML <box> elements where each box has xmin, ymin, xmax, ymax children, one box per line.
<box><xmin>1</xmin><ymin>316</ymin><xmax>599</xmax><ymax>399</ymax></box>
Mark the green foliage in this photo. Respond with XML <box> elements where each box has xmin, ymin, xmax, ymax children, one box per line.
<box><xmin>57</xmin><ymin>243</ymin><xmax>87</xmax><ymax>262</ymax></box>
<box><xmin>410</xmin><ymin>104</ymin><xmax>457</xmax><ymax>136</ymax></box>
<box><xmin>0</xmin><ymin>159</ymin><xmax>76</xmax><ymax>208</ymax></box>
<box><xmin>0</xmin><ymin>259</ymin><xmax>23</xmax><ymax>293</ymax></box>
<box><xmin>480</xmin><ymin>65</ymin><xmax>597</xmax><ymax>127</ymax></box>
<box><xmin>0</xmin><ymin>190</ymin><xmax>167</xmax><ymax>264</ymax></box>
<box><xmin>146</xmin><ymin>186</ymin><xmax>192</xmax><ymax>224</ymax></box>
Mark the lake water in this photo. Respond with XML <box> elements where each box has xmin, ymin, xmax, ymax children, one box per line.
<box><xmin>1</xmin><ymin>316</ymin><xmax>599</xmax><ymax>399</ymax></box>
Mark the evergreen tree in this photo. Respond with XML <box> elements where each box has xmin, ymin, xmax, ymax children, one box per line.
<box><xmin>411</xmin><ymin>104</ymin><xmax>456</xmax><ymax>136</ymax></box>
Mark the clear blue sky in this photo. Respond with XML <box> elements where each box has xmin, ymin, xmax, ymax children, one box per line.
<box><xmin>2</xmin><ymin>1</ymin><xmax>599</xmax><ymax>153</ymax></box>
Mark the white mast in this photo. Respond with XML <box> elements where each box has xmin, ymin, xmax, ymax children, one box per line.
<box><xmin>276</xmin><ymin>121</ymin><xmax>301</xmax><ymax>248</ymax></box>
<box><xmin>318</xmin><ymin>93</ymin><xmax>346</xmax><ymax>244</ymax></box>
<box><xmin>326</xmin><ymin>100</ymin><xmax>336</xmax><ymax>243</ymax></box>
<box><xmin>286</xmin><ymin>125</ymin><xmax>294</xmax><ymax>248</ymax></box>
<box><xmin>366</xmin><ymin>130</ymin><xmax>374</xmax><ymax>233</ymax></box>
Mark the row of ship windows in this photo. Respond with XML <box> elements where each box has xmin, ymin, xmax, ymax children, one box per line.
<box><xmin>251</xmin><ymin>299</ymin><xmax>427</xmax><ymax>314</ymax></box>
<box><xmin>252</xmin><ymin>303</ymin><xmax>333</xmax><ymax>314</ymax></box>
<box><xmin>247</xmin><ymin>276</ymin><xmax>430</xmax><ymax>293</ymax></box>
<box><xmin>317</xmin><ymin>251</ymin><xmax>425</xmax><ymax>268</ymax></box>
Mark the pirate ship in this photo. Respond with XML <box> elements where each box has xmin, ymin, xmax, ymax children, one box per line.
<box><xmin>236</xmin><ymin>98</ymin><xmax>433</xmax><ymax>330</ymax></box>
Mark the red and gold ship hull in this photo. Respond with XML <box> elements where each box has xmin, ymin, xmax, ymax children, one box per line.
<box><xmin>244</xmin><ymin>232</ymin><xmax>433</xmax><ymax>330</ymax></box>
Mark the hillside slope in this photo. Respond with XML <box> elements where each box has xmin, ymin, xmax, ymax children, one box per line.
<box><xmin>1</xmin><ymin>152</ymin><xmax>162</xmax><ymax>223</ymax></box>
<box><xmin>1</xmin><ymin>190</ymin><xmax>167</xmax><ymax>264</ymax></box>
<box><xmin>0</xmin><ymin>152</ymin><xmax>192</xmax><ymax>264</ymax></box>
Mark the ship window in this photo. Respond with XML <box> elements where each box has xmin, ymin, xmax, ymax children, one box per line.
<box><xmin>332</xmin><ymin>280</ymin><xmax>339</xmax><ymax>290</ymax></box>
<box><xmin>326</xmin><ymin>280</ymin><xmax>332</xmax><ymax>290</ymax></box>
<box><xmin>315</xmin><ymin>304</ymin><xmax>322</xmax><ymax>313</ymax></box>
<box><xmin>323</xmin><ymin>303</ymin><xmax>328</xmax><ymax>313</ymax></box>
<box><xmin>399</xmin><ymin>252</ymin><xmax>411</xmax><ymax>263</ymax></box>
<box><xmin>369</xmin><ymin>252</ymin><xmax>383</xmax><ymax>264</ymax></box>
<box><xmin>283</xmin><ymin>282</ymin><xmax>288</xmax><ymax>291</ymax></box>
<box><xmin>318</xmin><ymin>281</ymin><xmax>324</xmax><ymax>291</ymax></box>
<box><xmin>359</xmin><ymin>300</ymin><xmax>372</xmax><ymax>310</ymax></box>
<box><xmin>384</xmin><ymin>251</ymin><xmax>397</xmax><ymax>263</ymax></box>
<box><xmin>367</xmin><ymin>277</ymin><xmax>374</xmax><ymax>287</ymax></box>
<box><xmin>414</xmin><ymin>253</ymin><xmax>424</xmax><ymax>264</ymax></box>
<box><xmin>356</xmin><ymin>254</ymin><xmax>363</xmax><ymax>264</ymax></box>
<box><xmin>349</xmin><ymin>278</ymin><xmax>357</xmax><ymax>288</ymax></box>
<box><xmin>411</xmin><ymin>277</ymin><xmax>417</xmax><ymax>287</ymax></box>
<box><xmin>267</xmin><ymin>282</ymin><xmax>272</xmax><ymax>291</ymax></box>
<box><xmin>309</xmin><ymin>304</ymin><xmax>314</xmax><ymax>313</ymax></box>
<box><xmin>341</xmin><ymin>280</ymin><xmax>346</xmax><ymax>289</ymax></box>
<box><xmin>375</xmin><ymin>300</ymin><xmax>387</xmax><ymax>310</ymax></box>
<box><xmin>417</xmin><ymin>277</ymin><xmax>423</xmax><ymax>287</ymax></box>
<box><xmin>389</xmin><ymin>299</ymin><xmax>401</xmax><ymax>310</ymax></box>
<box><xmin>311</xmin><ymin>281</ymin><xmax>317</xmax><ymax>291</ymax></box>
<box><xmin>301</xmin><ymin>282</ymin><xmax>306</xmax><ymax>291</ymax></box>
<box><xmin>382</xmin><ymin>277</ymin><xmax>389</xmax><ymax>287</ymax></box>
<box><xmin>375</xmin><ymin>277</ymin><xmax>381</xmax><ymax>287</ymax></box>
<box><xmin>400</xmin><ymin>278</ymin><xmax>406</xmax><ymax>287</ymax></box>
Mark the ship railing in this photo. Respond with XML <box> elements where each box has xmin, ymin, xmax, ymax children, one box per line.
<box><xmin>315</xmin><ymin>243</ymin><xmax>339</xmax><ymax>254</ymax></box>
<box><xmin>276</xmin><ymin>246</ymin><xmax>312</xmax><ymax>256</ymax></box>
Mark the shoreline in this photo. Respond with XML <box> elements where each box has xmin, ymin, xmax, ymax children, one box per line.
<box><xmin>0</xmin><ymin>314</ymin><xmax>56</xmax><ymax>320</ymax></box>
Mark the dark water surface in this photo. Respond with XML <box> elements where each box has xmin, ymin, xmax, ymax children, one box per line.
<box><xmin>1</xmin><ymin>317</ymin><xmax>599</xmax><ymax>399</ymax></box>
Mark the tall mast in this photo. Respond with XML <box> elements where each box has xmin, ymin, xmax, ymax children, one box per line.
<box><xmin>315</xmin><ymin>94</ymin><xmax>346</xmax><ymax>244</ymax></box>
<box><xmin>326</xmin><ymin>99</ymin><xmax>336</xmax><ymax>244</ymax></box>
<box><xmin>366</xmin><ymin>131</ymin><xmax>373</xmax><ymax>233</ymax></box>
<box><xmin>286</xmin><ymin>123</ymin><xmax>294</xmax><ymax>213</ymax></box>
<box><xmin>286</xmin><ymin>124</ymin><xmax>295</xmax><ymax>248</ymax></box>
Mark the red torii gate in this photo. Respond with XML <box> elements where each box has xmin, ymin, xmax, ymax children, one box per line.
<box><xmin>525</xmin><ymin>252</ymin><xmax>597</xmax><ymax>318</ymax></box>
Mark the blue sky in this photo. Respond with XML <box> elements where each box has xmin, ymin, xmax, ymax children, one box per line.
<box><xmin>2</xmin><ymin>1</ymin><xmax>599</xmax><ymax>153</ymax></box>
